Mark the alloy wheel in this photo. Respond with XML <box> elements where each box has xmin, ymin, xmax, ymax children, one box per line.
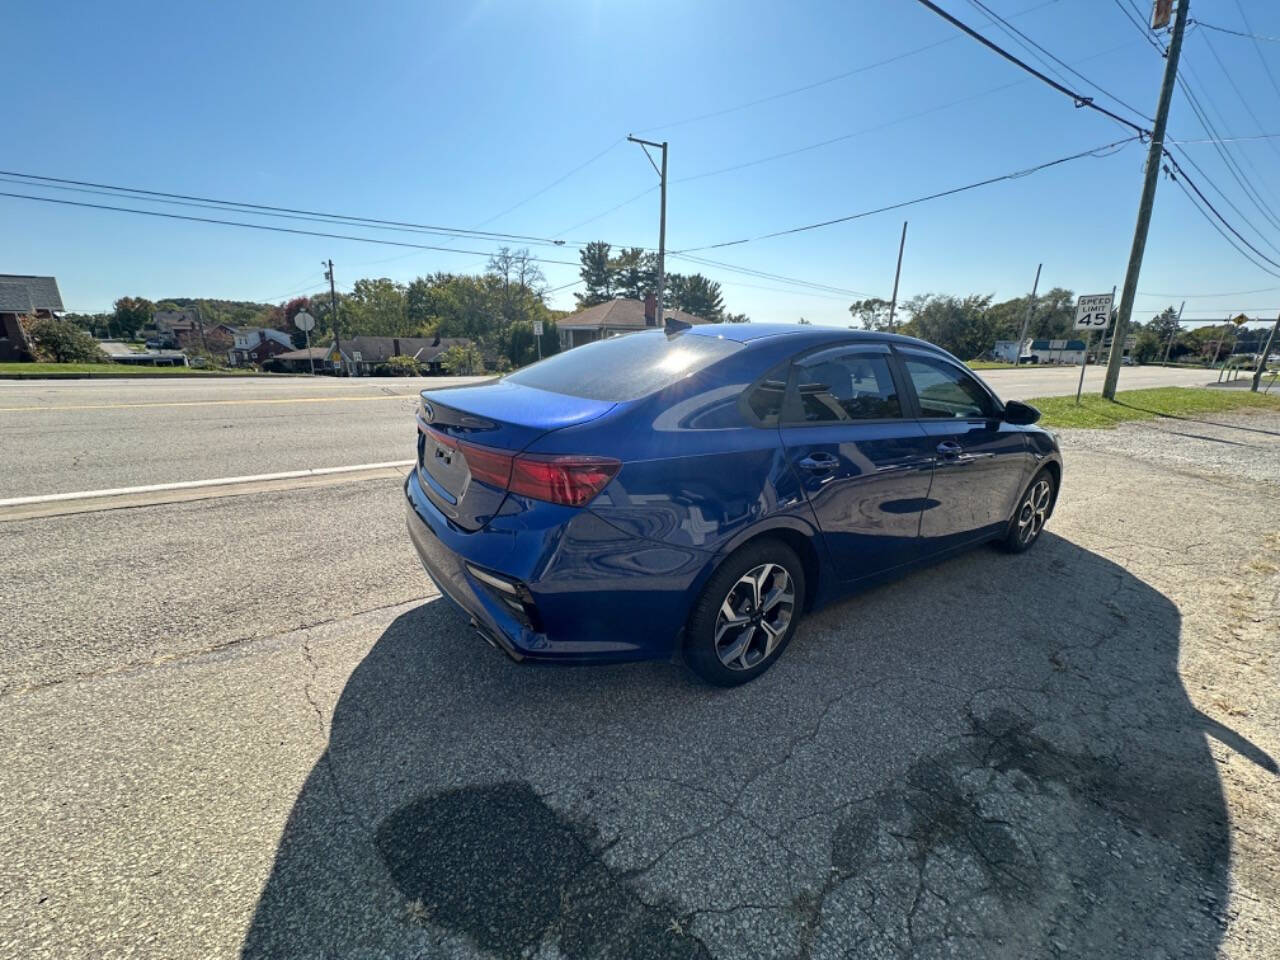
<box><xmin>713</xmin><ymin>563</ymin><xmax>796</xmax><ymax>670</ymax></box>
<box><xmin>1017</xmin><ymin>478</ymin><xmax>1052</xmax><ymax>545</ymax></box>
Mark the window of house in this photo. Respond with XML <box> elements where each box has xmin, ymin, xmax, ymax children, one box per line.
<box><xmin>785</xmin><ymin>350</ymin><xmax>901</xmax><ymax>423</ymax></box>
<box><xmin>902</xmin><ymin>356</ymin><xmax>995</xmax><ymax>419</ymax></box>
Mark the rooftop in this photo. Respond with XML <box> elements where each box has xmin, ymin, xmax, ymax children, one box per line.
<box><xmin>0</xmin><ymin>275</ymin><xmax>64</xmax><ymax>313</ymax></box>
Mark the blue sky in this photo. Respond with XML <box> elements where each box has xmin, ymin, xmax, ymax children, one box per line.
<box><xmin>6</xmin><ymin>0</ymin><xmax>1280</xmax><ymax>330</ymax></box>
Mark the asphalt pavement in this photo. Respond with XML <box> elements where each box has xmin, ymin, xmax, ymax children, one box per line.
<box><xmin>3</xmin><ymin>374</ymin><xmax>1277</xmax><ymax>960</ymax></box>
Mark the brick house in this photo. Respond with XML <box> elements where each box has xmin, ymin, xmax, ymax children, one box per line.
<box><xmin>227</xmin><ymin>327</ymin><xmax>294</xmax><ymax>366</ymax></box>
<box><xmin>0</xmin><ymin>274</ymin><xmax>64</xmax><ymax>362</ymax></box>
<box><xmin>555</xmin><ymin>296</ymin><xmax>707</xmax><ymax>351</ymax></box>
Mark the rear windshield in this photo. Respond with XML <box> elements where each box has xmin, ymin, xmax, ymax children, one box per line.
<box><xmin>504</xmin><ymin>330</ymin><xmax>743</xmax><ymax>401</ymax></box>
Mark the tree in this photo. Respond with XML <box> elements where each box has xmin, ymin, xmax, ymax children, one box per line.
<box><xmin>611</xmin><ymin>247</ymin><xmax>656</xmax><ymax>300</ymax></box>
<box><xmin>848</xmin><ymin>297</ymin><xmax>893</xmax><ymax>331</ymax></box>
<box><xmin>666</xmin><ymin>273</ymin><xmax>724</xmax><ymax>321</ymax></box>
<box><xmin>113</xmin><ymin>296</ymin><xmax>154</xmax><ymax>339</ymax></box>
<box><xmin>576</xmin><ymin>241</ymin><xmax>614</xmax><ymax>306</ymax></box>
<box><xmin>722</xmin><ymin>312</ymin><xmax>750</xmax><ymax>324</ymax></box>
<box><xmin>440</xmin><ymin>342</ymin><xmax>485</xmax><ymax>375</ymax></box>
<box><xmin>25</xmin><ymin>316</ymin><xmax>109</xmax><ymax>363</ymax></box>
<box><xmin>65</xmin><ymin>312</ymin><xmax>113</xmax><ymax>338</ymax></box>
<box><xmin>901</xmin><ymin>294</ymin><xmax>995</xmax><ymax>360</ymax></box>
<box><xmin>345</xmin><ymin>278</ymin><xmax>409</xmax><ymax>336</ymax></box>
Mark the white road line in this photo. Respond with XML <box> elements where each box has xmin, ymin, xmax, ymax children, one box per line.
<box><xmin>0</xmin><ymin>460</ymin><xmax>416</xmax><ymax>507</ymax></box>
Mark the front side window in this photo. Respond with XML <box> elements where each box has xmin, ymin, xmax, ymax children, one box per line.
<box><xmin>902</xmin><ymin>356</ymin><xmax>995</xmax><ymax>419</ymax></box>
<box><xmin>787</xmin><ymin>351</ymin><xmax>901</xmax><ymax>423</ymax></box>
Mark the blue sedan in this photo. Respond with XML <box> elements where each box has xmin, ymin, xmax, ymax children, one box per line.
<box><xmin>405</xmin><ymin>323</ymin><xmax>1061</xmax><ymax>685</ymax></box>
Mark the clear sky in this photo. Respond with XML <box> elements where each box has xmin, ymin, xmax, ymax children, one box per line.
<box><xmin>6</xmin><ymin>0</ymin><xmax>1280</xmax><ymax>330</ymax></box>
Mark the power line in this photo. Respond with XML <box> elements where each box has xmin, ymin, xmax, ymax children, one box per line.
<box><xmin>0</xmin><ymin>168</ymin><xmax>577</xmax><ymax>249</ymax></box>
<box><xmin>1166</xmin><ymin>143</ymin><xmax>1280</xmax><ymax>257</ymax></box>
<box><xmin>467</xmin><ymin>139</ymin><xmax>623</xmax><ymax>230</ymax></box>
<box><xmin>1174</xmin><ymin>71</ymin><xmax>1280</xmax><ymax>233</ymax></box>
<box><xmin>1137</xmin><ymin>284</ymin><xmax>1280</xmax><ymax>298</ymax></box>
<box><xmin>1161</xmin><ymin>153</ymin><xmax>1280</xmax><ymax>278</ymax></box>
<box><xmin>1229</xmin><ymin>0</ymin><xmax>1280</xmax><ymax>104</ymax></box>
<box><xmin>964</xmin><ymin>0</ymin><xmax>1153</xmax><ymax>122</ymax></box>
<box><xmin>1114</xmin><ymin>0</ymin><xmax>1168</xmax><ymax>55</ymax></box>
<box><xmin>674</xmin><ymin>136</ymin><xmax>1138</xmax><ymax>253</ymax></box>
<box><xmin>911</xmin><ymin>0</ymin><xmax>1148</xmax><ymax>135</ymax></box>
<box><xmin>1190</xmin><ymin>18</ymin><xmax>1280</xmax><ymax>44</ymax></box>
<box><xmin>671</xmin><ymin>253</ymin><xmax>873</xmax><ymax>297</ymax></box>
<box><xmin>1194</xmin><ymin>30</ymin><xmax>1280</xmax><ymax>173</ymax></box>
<box><xmin>0</xmin><ymin>190</ymin><xmax>583</xmax><ymax>267</ymax></box>
<box><xmin>634</xmin><ymin>0</ymin><xmax>1061</xmax><ymax>134</ymax></box>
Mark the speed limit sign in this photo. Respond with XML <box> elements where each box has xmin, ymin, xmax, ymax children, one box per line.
<box><xmin>1074</xmin><ymin>292</ymin><xmax>1113</xmax><ymax>330</ymax></box>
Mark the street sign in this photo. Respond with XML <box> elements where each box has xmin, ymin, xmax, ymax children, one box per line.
<box><xmin>1124</xmin><ymin>334</ymin><xmax>1137</xmax><ymax>350</ymax></box>
<box><xmin>1151</xmin><ymin>0</ymin><xmax>1172</xmax><ymax>29</ymax></box>
<box><xmin>533</xmin><ymin>320</ymin><xmax>544</xmax><ymax>336</ymax></box>
<box><xmin>1231</xmin><ymin>313</ymin><xmax>1250</xmax><ymax>326</ymax></box>
<box><xmin>1074</xmin><ymin>292</ymin><xmax>1113</xmax><ymax>330</ymax></box>
<box><xmin>293</xmin><ymin>311</ymin><xmax>316</xmax><ymax>332</ymax></box>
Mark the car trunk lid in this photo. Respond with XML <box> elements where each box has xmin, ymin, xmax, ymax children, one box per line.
<box><xmin>416</xmin><ymin>380</ymin><xmax>616</xmax><ymax>530</ymax></box>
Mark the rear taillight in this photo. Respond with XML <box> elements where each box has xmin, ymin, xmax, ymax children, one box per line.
<box><xmin>423</xmin><ymin>426</ymin><xmax>618</xmax><ymax>507</ymax></box>
<box><xmin>508</xmin><ymin>454</ymin><xmax>621</xmax><ymax>507</ymax></box>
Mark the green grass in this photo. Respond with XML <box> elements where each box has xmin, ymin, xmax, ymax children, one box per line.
<box><xmin>0</xmin><ymin>362</ymin><xmax>262</xmax><ymax>378</ymax></box>
<box><xmin>1027</xmin><ymin>386</ymin><xmax>1280</xmax><ymax>429</ymax></box>
<box><xmin>965</xmin><ymin>360</ymin><xmax>1013</xmax><ymax>370</ymax></box>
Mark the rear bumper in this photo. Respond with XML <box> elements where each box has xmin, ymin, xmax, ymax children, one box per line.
<box><xmin>404</xmin><ymin>471</ymin><xmax>709</xmax><ymax>664</ymax></box>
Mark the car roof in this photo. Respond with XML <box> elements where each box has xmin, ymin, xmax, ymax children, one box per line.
<box><xmin>681</xmin><ymin>322</ymin><xmax>951</xmax><ymax>356</ymax></box>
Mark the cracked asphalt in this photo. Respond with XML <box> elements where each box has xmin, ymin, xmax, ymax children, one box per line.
<box><xmin>2</xmin><ymin>409</ymin><xmax>1278</xmax><ymax>959</ymax></box>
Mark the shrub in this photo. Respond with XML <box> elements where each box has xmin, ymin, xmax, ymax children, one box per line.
<box><xmin>25</xmin><ymin>316</ymin><xmax>109</xmax><ymax>363</ymax></box>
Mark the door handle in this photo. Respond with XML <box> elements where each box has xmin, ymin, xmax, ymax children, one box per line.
<box><xmin>798</xmin><ymin>452</ymin><xmax>839</xmax><ymax>473</ymax></box>
<box><xmin>936</xmin><ymin>441</ymin><xmax>963</xmax><ymax>459</ymax></box>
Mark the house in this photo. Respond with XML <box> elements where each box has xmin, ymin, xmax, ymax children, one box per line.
<box><xmin>0</xmin><ymin>274</ymin><xmax>64</xmax><ymax>362</ymax></box>
<box><xmin>268</xmin><ymin>346</ymin><xmax>329</xmax><ymax>374</ymax></box>
<box><xmin>1026</xmin><ymin>339</ymin><xmax>1088</xmax><ymax>365</ymax></box>
<box><xmin>556</xmin><ymin>296</ymin><xmax>709</xmax><ymax>350</ymax></box>
<box><xmin>325</xmin><ymin>336</ymin><xmax>477</xmax><ymax>376</ymax></box>
<box><xmin>227</xmin><ymin>327</ymin><xmax>294</xmax><ymax>366</ymax></box>
<box><xmin>152</xmin><ymin>310</ymin><xmax>236</xmax><ymax>350</ymax></box>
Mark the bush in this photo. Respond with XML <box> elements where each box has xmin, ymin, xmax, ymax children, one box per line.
<box><xmin>376</xmin><ymin>355</ymin><xmax>422</xmax><ymax>376</ymax></box>
<box><xmin>25</xmin><ymin>316</ymin><xmax>109</xmax><ymax>363</ymax></box>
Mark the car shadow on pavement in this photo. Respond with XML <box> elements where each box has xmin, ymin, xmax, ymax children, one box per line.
<box><xmin>242</xmin><ymin>532</ymin><xmax>1266</xmax><ymax>960</ymax></box>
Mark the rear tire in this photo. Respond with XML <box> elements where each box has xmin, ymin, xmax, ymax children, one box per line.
<box><xmin>999</xmin><ymin>469</ymin><xmax>1055</xmax><ymax>554</ymax></box>
<box><xmin>684</xmin><ymin>539</ymin><xmax>806</xmax><ymax>687</ymax></box>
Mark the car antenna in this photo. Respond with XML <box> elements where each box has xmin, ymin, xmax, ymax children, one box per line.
<box><xmin>664</xmin><ymin>314</ymin><xmax>691</xmax><ymax>336</ymax></box>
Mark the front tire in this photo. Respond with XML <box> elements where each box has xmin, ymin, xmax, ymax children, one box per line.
<box><xmin>1000</xmin><ymin>469</ymin><xmax>1055</xmax><ymax>553</ymax></box>
<box><xmin>684</xmin><ymin>540</ymin><xmax>806</xmax><ymax>687</ymax></box>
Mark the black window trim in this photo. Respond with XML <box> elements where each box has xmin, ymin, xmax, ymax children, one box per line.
<box><xmin>891</xmin><ymin>345</ymin><xmax>1005</xmax><ymax>421</ymax></box>
<box><xmin>774</xmin><ymin>340</ymin><xmax>910</xmax><ymax>428</ymax></box>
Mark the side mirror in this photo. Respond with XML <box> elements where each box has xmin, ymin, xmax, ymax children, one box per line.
<box><xmin>1002</xmin><ymin>399</ymin><xmax>1041</xmax><ymax>425</ymax></box>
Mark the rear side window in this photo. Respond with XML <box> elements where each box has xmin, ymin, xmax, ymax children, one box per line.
<box><xmin>504</xmin><ymin>330</ymin><xmax>742</xmax><ymax>401</ymax></box>
<box><xmin>902</xmin><ymin>356</ymin><xmax>995</xmax><ymax>418</ymax></box>
<box><xmin>786</xmin><ymin>351</ymin><xmax>901</xmax><ymax>423</ymax></box>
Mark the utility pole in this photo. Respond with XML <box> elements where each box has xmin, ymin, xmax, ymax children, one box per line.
<box><xmin>1161</xmin><ymin>300</ymin><xmax>1184</xmax><ymax>364</ymax></box>
<box><xmin>1014</xmin><ymin>263</ymin><xmax>1042</xmax><ymax>366</ymax></box>
<box><xmin>1252</xmin><ymin>314</ymin><xmax>1279</xmax><ymax>392</ymax></box>
<box><xmin>324</xmin><ymin>259</ymin><xmax>341</xmax><ymax>376</ymax></box>
<box><xmin>627</xmin><ymin>135</ymin><xmax>668</xmax><ymax>323</ymax></box>
<box><xmin>886</xmin><ymin>221</ymin><xmax>908</xmax><ymax>332</ymax></box>
<box><xmin>1102</xmin><ymin>0</ymin><xmax>1191</xmax><ymax>399</ymax></box>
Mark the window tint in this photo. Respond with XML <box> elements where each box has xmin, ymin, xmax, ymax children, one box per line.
<box><xmin>903</xmin><ymin>356</ymin><xmax>995</xmax><ymax>419</ymax></box>
<box><xmin>788</xmin><ymin>351</ymin><xmax>901</xmax><ymax>423</ymax></box>
<box><xmin>504</xmin><ymin>330</ymin><xmax>742</xmax><ymax>401</ymax></box>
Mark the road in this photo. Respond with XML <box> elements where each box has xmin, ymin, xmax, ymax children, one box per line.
<box><xmin>3</xmin><ymin>370</ymin><xmax>1277</xmax><ymax>960</ymax></box>
<box><xmin>0</xmin><ymin>364</ymin><xmax>1214</xmax><ymax>499</ymax></box>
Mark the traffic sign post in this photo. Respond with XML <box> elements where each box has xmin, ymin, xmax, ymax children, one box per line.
<box><xmin>293</xmin><ymin>310</ymin><xmax>317</xmax><ymax>375</ymax></box>
<box><xmin>533</xmin><ymin>320</ymin><xmax>544</xmax><ymax>362</ymax></box>
<box><xmin>1075</xmin><ymin>289</ymin><xmax>1115</xmax><ymax>404</ymax></box>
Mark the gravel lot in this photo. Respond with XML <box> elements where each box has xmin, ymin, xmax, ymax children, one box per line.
<box><xmin>2</xmin><ymin>411</ymin><xmax>1277</xmax><ymax>960</ymax></box>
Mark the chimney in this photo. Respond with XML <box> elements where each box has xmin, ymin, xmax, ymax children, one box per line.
<box><xmin>644</xmin><ymin>292</ymin><xmax>657</xmax><ymax>326</ymax></box>
<box><xmin>393</xmin><ymin>338</ymin><xmax>401</xmax><ymax>356</ymax></box>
